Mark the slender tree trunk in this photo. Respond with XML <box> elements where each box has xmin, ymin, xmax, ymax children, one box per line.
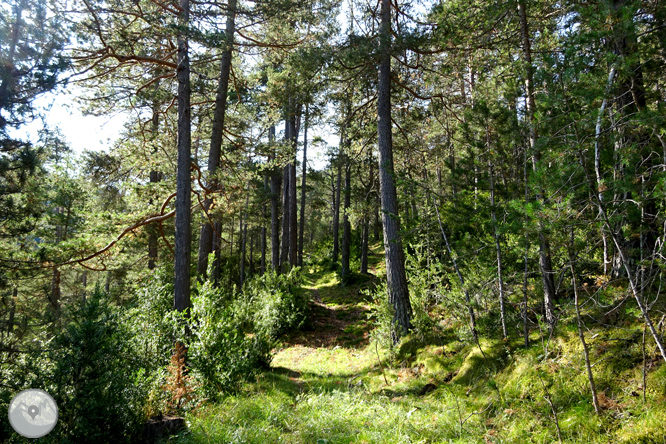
<box><xmin>341</xmin><ymin>154</ymin><xmax>352</xmax><ymax>282</ymax></box>
<box><xmin>261</xmin><ymin>170</ymin><xmax>268</xmax><ymax>274</ymax></box>
<box><xmin>250</xmin><ymin>232</ymin><xmax>255</xmax><ymax>277</ymax></box>
<box><xmin>81</xmin><ymin>271</ymin><xmax>87</xmax><ymax>304</ymax></box>
<box><xmin>360</xmin><ymin>216</ymin><xmax>369</xmax><ymax>274</ymax></box>
<box><xmin>569</xmin><ymin>229</ymin><xmax>601</xmax><ymax>414</ymax></box>
<box><xmin>435</xmin><ymin>203</ymin><xmax>479</xmax><ymax>342</ymax></box>
<box><xmin>361</xmin><ymin>156</ymin><xmax>374</xmax><ymax>274</ymax></box>
<box><xmin>197</xmin><ymin>0</ymin><xmax>237</xmax><ymax>278</ymax></box>
<box><xmin>518</xmin><ymin>0</ymin><xmax>556</xmax><ymax>329</ymax></box>
<box><xmin>332</xmin><ymin>157</ymin><xmax>341</xmax><ymax>264</ymax></box>
<box><xmin>580</xmin><ymin>156</ymin><xmax>666</xmax><ymax>362</ymax></box>
<box><xmin>374</xmin><ymin>204</ymin><xmax>380</xmax><ymax>242</ymax></box>
<box><xmin>212</xmin><ymin>221</ymin><xmax>221</xmax><ymax>284</ymax></box>
<box><xmin>174</xmin><ymin>0</ymin><xmax>192</xmax><ymax>314</ymax></box>
<box><xmin>298</xmin><ymin>104</ymin><xmax>309</xmax><ymax>267</ymax></box>
<box><xmin>489</xmin><ymin>158</ymin><xmax>507</xmax><ymax>340</ymax></box>
<box><xmin>261</xmin><ymin>226</ymin><xmax>267</xmax><ymax>274</ymax></box>
<box><xmin>148</xmin><ymin>93</ymin><xmax>161</xmax><ymax>270</ymax></box>
<box><xmin>280</xmin><ymin>159</ymin><xmax>291</xmax><ymax>272</ymax></box>
<box><xmin>595</xmin><ymin>66</ymin><xmax>616</xmax><ymax>276</ymax></box>
<box><xmin>240</xmin><ymin>217</ymin><xmax>247</xmax><ymax>288</ymax></box>
<box><xmin>269</xmin><ymin>126</ymin><xmax>281</xmax><ymax>272</ymax></box>
<box><xmin>523</xmin><ymin>147</ymin><xmax>530</xmax><ymax>348</ymax></box>
<box><xmin>377</xmin><ymin>0</ymin><xmax>412</xmax><ymax>338</ymax></box>
<box><xmin>288</xmin><ymin>104</ymin><xmax>298</xmax><ymax>269</ymax></box>
<box><xmin>228</xmin><ymin>216</ymin><xmax>234</xmax><ymax>288</ymax></box>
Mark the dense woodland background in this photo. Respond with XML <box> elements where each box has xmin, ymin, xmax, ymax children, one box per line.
<box><xmin>1</xmin><ymin>0</ymin><xmax>666</xmax><ymax>442</ymax></box>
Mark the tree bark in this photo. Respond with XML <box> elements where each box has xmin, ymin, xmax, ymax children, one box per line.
<box><xmin>174</xmin><ymin>0</ymin><xmax>192</xmax><ymax>313</ymax></box>
<box><xmin>332</xmin><ymin>155</ymin><xmax>342</xmax><ymax>264</ymax></box>
<box><xmin>240</xmin><ymin>216</ymin><xmax>247</xmax><ymax>288</ymax></box>
<box><xmin>269</xmin><ymin>126</ymin><xmax>281</xmax><ymax>272</ymax></box>
<box><xmin>298</xmin><ymin>104</ymin><xmax>309</xmax><ymax>267</ymax></box>
<box><xmin>360</xmin><ymin>156</ymin><xmax>374</xmax><ymax>274</ymax></box>
<box><xmin>489</xmin><ymin>159</ymin><xmax>507</xmax><ymax>340</ymax></box>
<box><xmin>280</xmin><ymin>123</ymin><xmax>291</xmax><ymax>272</ymax></box>
<box><xmin>197</xmin><ymin>0</ymin><xmax>237</xmax><ymax>279</ymax></box>
<box><xmin>341</xmin><ymin>154</ymin><xmax>352</xmax><ymax>282</ymax></box>
<box><xmin>377</xmin><ymin>0</ymin><xmax>412</xmax><ymax>338</ymax></box>
<box><xmin>569</xmin><ymin>229</ymin><xmax>601</xmax><ymax>415</ymax></box>
<box><xmin>148</xmin><ymin>92</ymin><xmax>161</xmax><ymax>270</ymax></box>
<box><xmin>288</xmin><ymin>103</ymin><xmax>298</xmax><ymax>269</ymax></box>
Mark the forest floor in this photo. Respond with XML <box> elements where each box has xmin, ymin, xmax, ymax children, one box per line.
<box><xmin>173</xmin><ymin>245</ymin><xmax>666</xmax><ymax>444</ymax></box>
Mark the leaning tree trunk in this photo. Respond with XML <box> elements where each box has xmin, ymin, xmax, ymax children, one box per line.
<box><xmin>518</xmin><ymin>0</ymin><xmax>556</xmax><ymax>330</ymax></box>
<box><xmin>569</xmin><ymin>228</ymin><xmax>601</xmax><ymax>415</ymax></box>
<box><xmin>174</xmin><ymin>0</ymin><xmax>192</xmax><ymax>314</ymax></box>
<box><xmin>197</xmin><ymin>0</ymin><xmax>237</xmax><ymax>279</ymax></box>
<box><xmin>377</xmin><ymin>0</ymin><xmax>412</xmax><ymax>339</ymax></box>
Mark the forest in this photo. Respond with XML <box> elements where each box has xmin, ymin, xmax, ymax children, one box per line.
<box><xmin>1</xmin><ymin>0</ymin><xmax>666</xmax><ymax>442</ymax></box>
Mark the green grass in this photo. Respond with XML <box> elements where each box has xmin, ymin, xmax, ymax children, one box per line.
<box><xmin>169</xmin><ymin>246</ymin><xmax>666</xmax><ymax>444</ymax></box>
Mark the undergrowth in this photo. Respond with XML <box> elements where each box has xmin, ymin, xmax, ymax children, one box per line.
<box><xmin>170</xmin><ymin>248</ymin><xmax>666</xmax><ymax>444</ymax></box>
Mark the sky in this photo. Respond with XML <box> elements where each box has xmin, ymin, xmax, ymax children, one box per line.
<box><xmin>11</xmin><ymin>90</ymin><xmax>334</xmax><ymax>171</ymax></box>
<box><xmin>10</xmin><ymin>92</ymin><xmax>127</xmax><ymax>155</ymax></box>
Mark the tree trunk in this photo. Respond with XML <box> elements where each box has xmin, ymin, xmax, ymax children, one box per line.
<box><xmin>261</xmin><ymin>169</ymin><xmax>268</xmax><ymax>274</ymax></box>
<box><xmin>240</xmin><ymin>217</ymin><xmax>247</xmax><ymax>288</ymax></box>
<box><xmin>269</xmin><ymin>126</ymin><xmax>281</xmax><ymax>272</ymax></box>
<box><xmin>374</xmin><ymin>203</ymin><xmax>380</xmax><ymax>242</ymax></box>
<box><xmin>489</xmin><ymin>159</ymin><xmax>507</xmax><ymax>340</ymax></box>
<box><xmin>298</xmin><ymin>104</ymin><xmax>309</xmax><ymax>267</ymax></box>
<box><xmin>518</xmin><ymin>0</ymin><xmax>556</xmax><ymax>329</ymax></box>
<box><xmin>435</xmin><ymin>203</ymin><xmax>479</xmax><ymax>343</ymax></box>
<box><xmin>212</xmin><ymin>221</ymin><xmax>221</xmax><ymax>284</ymax></box>
<box><xmin>377</xmin><ymin>0</ymin><xmax>412</xmax><ymax>339</ymax></box>
<box><xmin>341</xmin><ymin>154</ymin><xmax>352</xmax><ymax>282</ymax></box>
<box><xmin>280</xmin><ymin>141</ymin><xmax>291</xmax><ymax>272</ymax></box>
<box><xmin>197</xmin><ymin>0</ymin><xmax>237</xmax><ymax>279</ymax></box>
<box><xmin>361</xmin><ymin>156</ymin><xmax>374</xmax><ymax>274</ymax></box>
<box><xmin>174</xmin><ymin>0</ymin><xmax>191</xmax><ymax>313</ymax></box>
<box><xmin>332</xmin><ymin>156</ymin><xmax>341</xmax><ymax>264</ymax></box>
<box><xmin>148</xmin><ymin>92</ymin><xmax>161</xmax><ymax>270</ymax></box>
<box><xmin>288</xmin><ymin>105</ymin><xmax>298</xmax><ymax>269</ymax></box>
<box><xmin>569</xmin><ymin>229</ymin><xmax>601</xmax><ymax>415</ymax></box>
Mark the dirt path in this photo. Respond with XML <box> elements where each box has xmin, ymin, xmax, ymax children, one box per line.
<box><xmin>281</xmin><ymin>270</ymin><xmax>377</xmax><ymax>349</ymax></box>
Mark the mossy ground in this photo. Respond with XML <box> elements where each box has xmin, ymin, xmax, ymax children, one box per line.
<box><xmin>172</xmin><ymin>245</ymin><xmax>666</xmax><ymax>443</ymax></box>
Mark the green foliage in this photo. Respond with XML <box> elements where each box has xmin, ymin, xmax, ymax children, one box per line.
<box><xmin>124</xmin><ymin>264</ymin><xmax>309</xmax><ymax>408</ymax></box>
<box><xmin>239</xmin><ymin>268</ymin><xmax>309</xmax><ymax>341</ymax></box>
<box><xmin>0</xmin><ymin>287</ymin><xmax>148</xmax><ymax>444</ymax></box>
<box><xmin>187</xmin><ymin>275</ymin><xmax>272</xmax><ymax>400</ymax></box>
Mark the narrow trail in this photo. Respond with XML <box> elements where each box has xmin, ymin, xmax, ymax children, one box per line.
<box><xmin>270</xmin><ymin>250</ymin><xmax>383</xmax><ymax>388</ymax></box>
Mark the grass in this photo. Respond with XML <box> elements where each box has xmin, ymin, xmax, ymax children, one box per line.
<box><xmin>169</xmin><ymin>244</ymin><xmax>666</xmax><ymax>444</ymax></box>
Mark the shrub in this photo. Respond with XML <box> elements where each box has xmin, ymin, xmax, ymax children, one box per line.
<box><xmin>239</xmin><ymin>268</ymin><xmax>308</xmax><ymax>341</ymax></box>
<box><xmin>44</xmin><ymin>287</ymin><xmax>148</xmax><ymax>443</ymax></box>
<box><xmin>187</xmin><ymin>276</ymin><xmax>271</xmax><ymax>401</ymax></box>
